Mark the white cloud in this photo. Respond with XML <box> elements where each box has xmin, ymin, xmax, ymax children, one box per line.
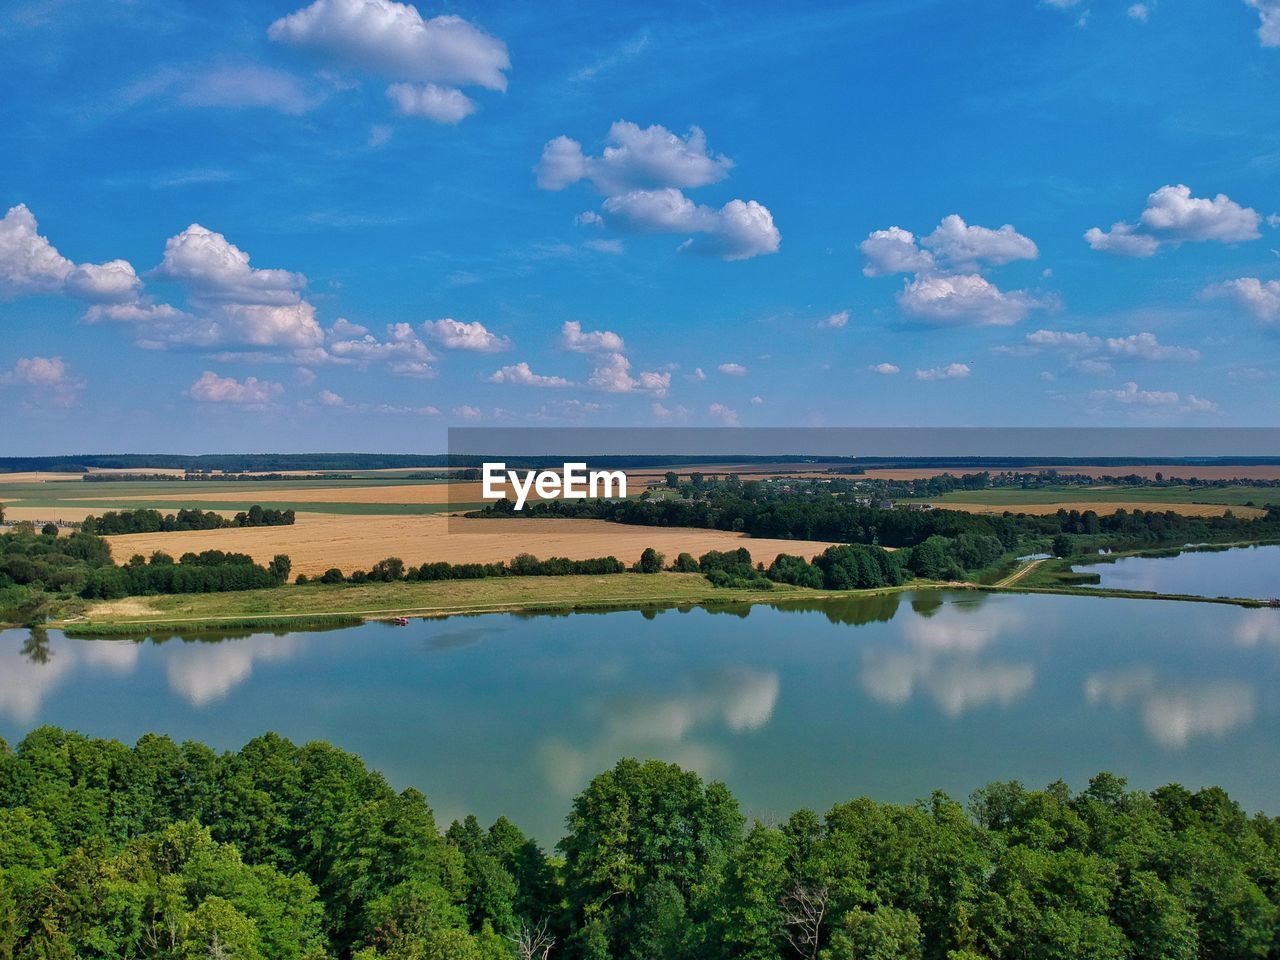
<box><xmin>1245</xmin><ymin>0</ymin><xmax>1280</xmax><ymax>46</ymax></box>
<box><xmin>422</xmin><ymin>317</ymin><xmax>510</xmax><ymax>351</ymax></box>
<box><xmin>156</xmin><ymin>224</ymin><xmax>304</xmax><ymax>306</ymax></box>
<box><xmin>268</xmin><ymin>0</ymin><xmax>510</xmax><ymax>90</ymax></box>
<box><xmin>179</xmin><ymin>65</ymin><xmax>324</xmax><ymax>115</ymax></box>
<box><xmin>861</xmin><ymin>215</ymin><xmax>1036</xmax><ymax>276</ymax></box>
<box><xmin>860</xmin><ymin>226</ymin><xmax>935</xmax><ymax>277</ymax></box>
<box><xmin>0</xmin><ymin>356</ymin><xmax>84</xmax><ymax>406</ymax></box>
<box><xmin>869</xmin><ymin>362</ymin><xmax>900</xmax><ymax>375</ymax></box>
<box><xmin>1203</xmin><ymin>277</ymin><xmax>1280</xmax><ymax>325</ymax></box>
<box><xmin>1086</xmin><ymin>185</ymin><xmax>1261</xmax><ymax>256</ymax></box>
<box><xmin>718</xmin><ymin>362</ymin><xmax>748</xmax><ymax>376</ymax></box>
<box><xmin>535</xmin><ymin>122</ymin><xmax>731</xmax><ymax>194</ymax></box>
<box><xmin>187</xmin><ymin>371</ymin><xmax>284</xmax><ymax>405</ymax></box>
<box><xmin>328</xmin><ymin>321</ymin><xmax>435</xmax><ymax>369</ymax></box>
<box><xmin>318</xmin><ymin>389</ymin><xmax>344</xmax><ymax>406</ymax></box>
<box><xmin>690</xmin><ymin>367</ymin><xmax>706</xmax><ymax>381</ymax></box>
<box><xmin>386</xmin><ymin>82</ymin><xmax>476</xmax><ymax>123</ymax></box>
<box><xmin>586</xmin><ymin>353</ymin><xmax>670</xmax><ymax>394</ymax></box>
<box><xmin>487</xmin><ymin>362</ymin><xmax>572</xmax><ymax>388</ymax></box>
<box><xmin>1128</xmin><ymin>3</ymin><xmax>1150</xmax><ymax>20</ymax></box>
<box><xmin>1090</xmin><ymin>380</ymin><xmax>1219</xmax><ymax>413</ymax></box>
<box><xmin>541</xmin><ymin>122</ymin><xmax>778</xmax><ymax>261</ymax></box>
<box><xmin>0</xmin><ymin>204</ymin><xmax>145</xmax><ymax>306</ymax></box>
<box><xmin>818</xmin><ymin>310</ymin><xmax>849</xmax><ymax>329</ymax></box>
<box><xmin>453</xmin><ymin>404</ymin><xmax>483</xmax><ymax>420</ymax></box>
<box><xmin>750</xmin><ymin>395</ymin><xmax>763</xmax><ymax>405</ymax></box>
<box><xmin>561</xmin><ymin>320</ymin><xmax>624</xmax><ymax>354</ymax></box>
<box><xmin>915</xmin><ymin>363</ymin><xmax>971</xmax><ymax>381</ymax></box>
<box><xmin>602</xmin><ymin>188</ymin><xmax>779</xmax><ymax>261</ymax></box>
<box><xmin>1105</xmin><ymin>332</ymin><xmax>1198</xmax><ymax>361</ymax></box>
<box><xmin>1022</xmin><ymin>329</ymin><xmax>1198</xmax><ymax>362</ymax></box>
<box><xmin>708</xmin><ymin>402</ymin><xmax>739</xmax><ymax>425</ymax></box>
<box><xmin>898</xmin><ymin>273</ymin><xmax>1047</xmax><ymax>326</ymax></box>
<box><xmin>920</xmin><ymin>214</ymin><xmax>1038</xmax><ymax>271</ymax></box>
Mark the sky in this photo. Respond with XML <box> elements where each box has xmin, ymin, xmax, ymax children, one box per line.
<box><xmin>1</xmin><ymin>0</ymin><xmax>1278</xmax><ymax>454</ymax></box>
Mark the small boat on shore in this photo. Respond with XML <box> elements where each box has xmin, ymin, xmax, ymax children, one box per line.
<box><xmin>389</xmin><ymin>616</ymin><xmax>410</xmax><ymax>626</ymax></box>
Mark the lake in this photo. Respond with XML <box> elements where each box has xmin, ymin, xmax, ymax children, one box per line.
<box><xmin>1074</xmin><ymin>543</ymin><xmax>1280</xmax><ymax>599</ymax></box>
<box><xmin>3</xmin><ymin>590</ymin><xmax>1280</xmax><ymax>843</ymax></box>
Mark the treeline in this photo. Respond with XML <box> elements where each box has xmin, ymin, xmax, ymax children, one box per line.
<box><xmin>81</xmin><ymin>505</ymin><xmax>296</xmax><ymax>535</ymax></box>
<box><xmin>2</xmin><ymin>728</ymin><xmax>1277</xmax><ymax>960</ymax></box>
<box><xmin>299</xmin><ymin>552</ymin><xmax>628</xmax><ymax>585</ymax></box>
<box><xmin>79</xmin><ymin>550</ymin><xmax>292</xmax><ymax>598</ymax></box>
<box><xmin>81</xmin><ymin>472</ymin><xmax>351</xmax><ymax>482</ymax></box>
<box><xmin>479</xmin><ymin>490</ymin><xmax>1280</xmax><ymax>552</ymax></box>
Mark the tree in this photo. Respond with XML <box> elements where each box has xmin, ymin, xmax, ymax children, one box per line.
<box><xmin>780</xmin><ymin>884</ymin><xmax>829</xmax><ymax>960</ymax></box>
<box><xmin>41</xmin><ymin>522</ymin><xmax>59</xmax><ymax>537</ymax></box>
<box><xmin>1052</xmin><ymin>534</ymin><xmax>1073</xmax><ymax>558</ymax></box>
<box><xmin>509</xmin><ymin>919</ymin><xmax>554</xmax><ymax>960</ymax></box>
<box><xmin>664</xmin><ymin>472</ymin><xmax>680</xmax><ymax>489</ymax></box>
<box><xmin>636</xmin><ymin>548</ymin><xmax>664</xmax><ymax>574</ymax></box>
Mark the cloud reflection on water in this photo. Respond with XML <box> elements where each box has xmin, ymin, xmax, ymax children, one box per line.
<box><xmin>1084</xmin><ymin>666</ymin><xmax>1256</xmax><ymax>750</ymax></box>
<box><xmin>537</xmin><ymin>666</ymin><xmax>779</xmax><ymax>797</ymax></box>
<box><xmin>860</xmin><ymin>601</ymin><xmax>1036</xmax><ymax>717</ymax></box>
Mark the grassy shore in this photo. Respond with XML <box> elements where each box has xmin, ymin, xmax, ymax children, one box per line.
<box><xmin>56</xmin><ymin>572</ymin><xmax>872</xmax><ymax>634</ymax></box>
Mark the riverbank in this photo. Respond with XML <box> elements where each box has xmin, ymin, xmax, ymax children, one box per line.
<box><xmin>56</xmin><ymin>572</ymin><xmax>918</xmax><ymax>635</ymax></box>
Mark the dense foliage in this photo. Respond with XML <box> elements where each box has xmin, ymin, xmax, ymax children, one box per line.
<box><xmin>78</xmin><ymin>551</ymin><xmax>292</xmax><ymax>599</ymax></box>
<box><xmin>300</xmin><ymin>553</ymin><xmax>629</xmax><ymax>586</ymax></box>
<box><xmin>1</xmin><ymin>728</ymin><xmax>1277</xmax><ymax>959</ymax></box>
<box><xmin>478</xmin><ymin>486</ymin><xmax>1280</xmax><ymax>554</ymax></box>
<box><xmin>81</xmin><ymin>506</ymin><xmax>296</xmax><ymax>535</ymax></box>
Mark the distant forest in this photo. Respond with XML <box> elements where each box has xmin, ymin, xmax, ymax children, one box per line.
<box><xmin>5</xmin><ymin>453</ymin><xmax>1280</xmax><ymax>473</ymax></box>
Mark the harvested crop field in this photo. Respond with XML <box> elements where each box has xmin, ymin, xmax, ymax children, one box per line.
<box><xmin>940</xmin><ymin>500</ymin><xmax>1265</xmax><ymax>518</ymax></box>
<box><xmin>72</xmin><ymin>482</ymin><xmax>471</xmax><ymax>505</ymax></box>
<box><xmin>102</xmin><ymin>515</ymin><xmax>838</xmax><ymax>576</ymax></box>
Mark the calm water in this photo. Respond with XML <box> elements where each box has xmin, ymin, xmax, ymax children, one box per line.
<box><xmin>3</xmin><ymin>591</ymin><xmax>1280</xmax><ymax>842</ymax></box>
<box><xmin>1075</xmin><ymin>544</ymin><xmax>1280</xmax><ymax>599</ymax></box>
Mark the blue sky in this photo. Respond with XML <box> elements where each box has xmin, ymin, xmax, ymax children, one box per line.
<box><xmin>1</xmin><ymin>0</ymin><xmax>1278</xmax><ymax>453</ymax></box>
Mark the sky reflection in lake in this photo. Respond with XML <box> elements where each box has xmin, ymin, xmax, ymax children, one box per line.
<box><xmin>3</xmin><ymin>589</ymin><xmax>1280</xmax><ymax>842</ymax></box>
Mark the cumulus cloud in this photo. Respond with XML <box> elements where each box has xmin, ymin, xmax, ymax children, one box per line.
<box><xmin>422</xmin><ymin>317</ymin><xmax>509</xmax><ymax>351</ymax></box>
<box><xmin>717</xmin><ymin>362</ymin><xmax>748</xmax><ymax>376</ymax></box>
<box><xmin>318</xmin><ymin>389</ymin><xmax>344</xmax><ymax>406</ymax></box>
<box><xmin>587</xmin><ymin>353</ymin><xmax>670</xmax><ymax>394</ymax></box>
<box><xmin>818</xmin><ymin>310</ymin><xmax>849</xmax><ymax>329</ymax></box>
<box><xmin>1086</xmin><ymin>185</ymin><xmax>1261</xmax><ymax>256</ymax></box>
<box><xmin>708</xmin><ymin>402</ymin><xmax>739</xmax><ymax>425</ymax></box>
<box><xmin>157</xmin><ymin>224</ymin><xmax>304</xmax><ymax>306</ymax></box>
<box><xmin>267</xmin><ymin>0</ymin><xmax>508</xmax><ymax>124</ymax></box>
<box><xmin>539</xmin><ymin>122</ymin><xmax>778</xmax><ymax>261</ymax></box>
<box><xmin>898</xmin><ymin>274</ymin><xmax>1048</xmax><ymax>326</ymax></box>
<box><xmin>0</xmin><ymin>204</ymin><xmax>144</xmax><ymax>305</ymax></box>
<box><xmin>861</xmin><ymin>226</ymin><xmax>936</xmax><ymax>277</ymax></box>
<box><xmin>386</xmin><ymin>82</ymin><xmax>475</xmax><ymax>123</ymax></box>
<box><xmin>921</xmin><ymin>214</ymin><xmax>1038</xmax><ymax>271</ymax></box>
<box><xmin>486</xmin><ymin>362</ymin><xmax>572</xmax><ymax>388</ymax></box>
<box><xmin>328</xmin><ymin>321</ymin><xmax>435</xmax><ymax>374</ymax></box>
<box><xmin>561</xmin><ymin>320</ymin><xmax>625</xmax><ymax>354</ymax></box>
<box><xmin>600</xmin><ymin>189</ymin><xmax>779</xmax><ymax>261</ymax></box>
<box><xmin>535</xmin><ymin>122</ymin><xmax>731</xmax><ymax>194</ymax></box>
<box><xmin>1203</xmin><ymin>277</ymin><xmax>1280</xmax><ymax>325</ymax></box>
<box><xmin>1245</xmin><ymin>0</ymin><xmax>1280</xmax><ymax>46</ymax></box>
<box><xmin>0</xmin><ymin>356</ymin><xmax>84</xmax><ymax>407</ymax></box>
<box><xmin>187</xmin><ymin>371</ymin><xmax>284</xmax><ymax>405</ymax></box>
<box><xmin>269</xmin><ymin>0</ymin><xmax>509</xmax><ymax>88</ymax></box>
<box><xmin>861</xmin><ymin>215</ymin><xmax>1037</xmax><ymax>276</ymax></box>
<box><xmin>915</xmin><ymin>363</ymin><xmax>971</xmax><ymax>381</ymax></box>
<box><xmin>862</xmin><ymin>215</ymin><xmax>1047</xmax><ymax>326</ymax></box>
<box><xmin>869</xmin><ymin>362</ymin><xmax>900</xmax><ymax>375</ymax></box>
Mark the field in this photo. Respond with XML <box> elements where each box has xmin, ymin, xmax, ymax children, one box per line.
<box><xmin>67</xmin><ymin>572</ymin><xmax>842</xmax><ymax>630</ymax></box>
<box><xmin>925</xmin><ymin>484</ymin><xmax>1274</xmax><ymax>516</ymax></box>
<box><xmin>102</xmin><ymin>515</ymin><xmax>838</xmax><ymax>576</ymax></box>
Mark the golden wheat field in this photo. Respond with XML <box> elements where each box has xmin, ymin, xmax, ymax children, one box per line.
<box><xmin>72</xmin><ymin>483</ymin><xmax>477</xmax><ymax>504</ymax></box>
<box><xmin>103</xmin><ymin>515</ymin><xmax>838</xmax><ymax>576</ymax></box>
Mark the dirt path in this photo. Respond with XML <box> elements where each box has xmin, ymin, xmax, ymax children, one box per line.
<box><xmin>994</xmin><ymin>558</ymin><xmax>1047</xmax><ymax>588</ymax></box>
